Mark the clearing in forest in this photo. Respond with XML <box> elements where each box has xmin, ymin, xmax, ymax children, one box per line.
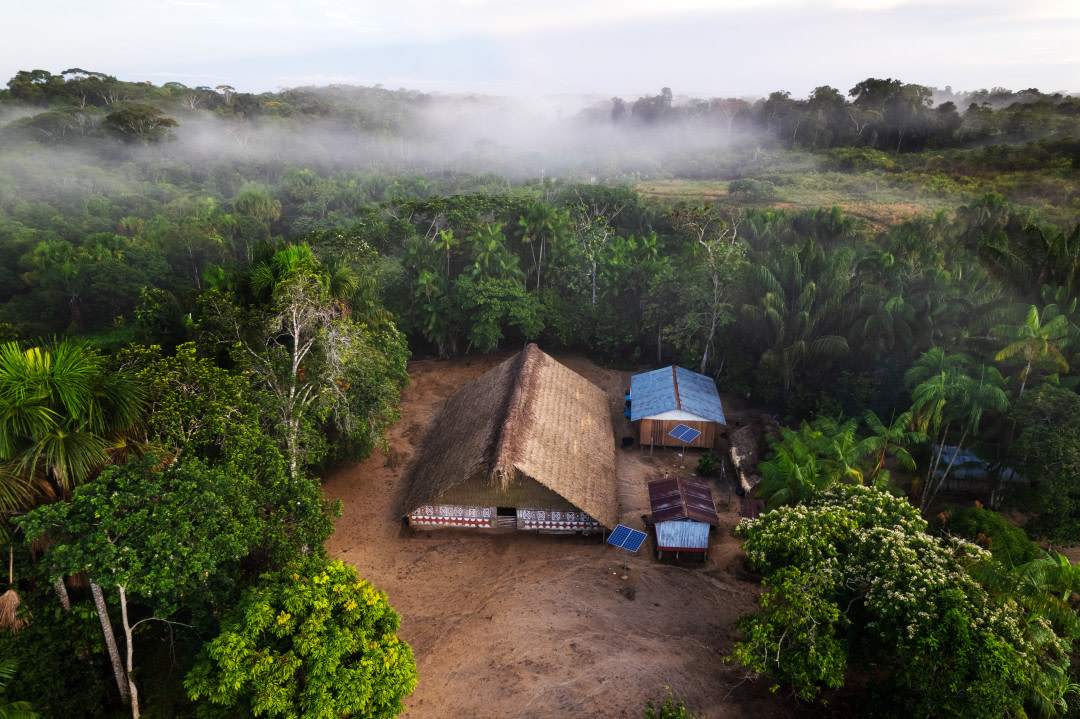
<box><xmin>323</xmin><ymin>351</ymin><xmax>795</xmax><ymax>719</ymax></box>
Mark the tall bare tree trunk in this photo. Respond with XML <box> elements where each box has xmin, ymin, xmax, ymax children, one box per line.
<box><xmin>700</xmin><ymin>273</ymin><xmax>721</xmax><ymax>374</ymax></box>
<box><xmin>90</xmin><ymin>582</ymin><xmax>130</xmax><ymax>704</ymax></box>
<box><xmin>286</xmin><ymin>418</ymin><xmax>299</xmax><ymax>480</ymax></box>
<box><xmin>923</xmin><ymin>425</ymin><xmax>970</xmax><ymax>513</ymax></box>
<box><xmin>119</xmin><ymin>585</ymin><xmax>140</xmax><ymax>718</ymax></box>
<box><xmin>53</xmin><ymin>579</ymin><xmax>71</xmax><ymax>613</ymax></box>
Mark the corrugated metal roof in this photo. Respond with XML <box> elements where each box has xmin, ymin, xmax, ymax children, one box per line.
<box><xmin>629</xmin><ymin>367</ymin><xmax>676</xmax><ymax>421</ymax></box>
<box><xmin>656</xmin><ymin>520</ymin><xmax>711</xmax><ymax>551</ymax></box>
<box><xmin>739</xmin><ymin>497</ymin><xmax>766</xmax><ymax>519</ymax></box>
<box><xmin>629</xmin><ymin>366</ymin><xmax>726</xmax><ymax>424</ymax></box>
<box><xmin>648</xmin><ymin>477</ymin><xmax>720</xmax><ymax>526</ymax></box>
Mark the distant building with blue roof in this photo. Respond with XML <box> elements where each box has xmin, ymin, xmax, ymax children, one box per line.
<box><xmin>629</xmin><ymin>366</ymin><xmax>726</xmax><ymax>449</ymax></box>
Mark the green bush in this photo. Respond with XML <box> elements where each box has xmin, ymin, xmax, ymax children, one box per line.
<box><xmin>644</xmin><ymin>688</ymin><xmax>699</xmax><ymax>719</ymax></box>
<box><xmin>727</xmin><ymin>178</ymin><xmax>777</xmax><ymax>201</ymax></box>
<box><xmin>186</xmin><ymin>558</ymin><xmax>417</xmax><ymax>719</ymax></box>
<box><xmin>695</xmin><ymin>451</ymin><xmax>721</xmax><ymax>477</ymax></box>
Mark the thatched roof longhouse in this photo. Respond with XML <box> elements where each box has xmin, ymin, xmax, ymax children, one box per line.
<box><xmin>400</xmin><ymin>344</ymin><xmax>618</xmax><ymax>529</ymax></box>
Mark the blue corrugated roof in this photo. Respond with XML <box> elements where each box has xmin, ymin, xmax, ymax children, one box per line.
<box><xmin>629</xmin><ymin>367</ymin><xmax>676</xmax><ymax>421</ymax></box>
<box><xmin>656</xmin><ymin>519</ymin><xmax>711</xmax><ymax>551</ymax></box>
<box><xmin>629</xmin><ymin>366</ymin><xmax>726</xmax><ymax>424</ymax></box>
<box><xmin>675</xmin><ymin>366</ymin><xmax>726</xmax><ymax>424</ymax></box>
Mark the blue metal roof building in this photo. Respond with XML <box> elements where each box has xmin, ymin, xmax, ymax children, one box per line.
<box><xmin>629</xmin><ymin>366</ymin><xmax>726</xmax><ymax>449</ymax></box>
<box><xmin>630</xmin><ymin>366</ymin><xmax>726</xmax><ymax>424</ymax></box>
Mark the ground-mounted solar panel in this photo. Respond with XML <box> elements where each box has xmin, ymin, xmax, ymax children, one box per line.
<box><xmin>668</xmin><ymin>424</ymin><xmax>701</xmax><ymax>443</ymax></box>
<box><xmin>606</xmin><ymin>524</ymin><xmax>648</xmax><ymax>552</ymax></box>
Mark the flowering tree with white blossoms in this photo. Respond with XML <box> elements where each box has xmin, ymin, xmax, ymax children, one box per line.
<box><xmin>731</xmin><ymin>485</ymin><xmax>1073</xmax><ymax>718</ymax></box>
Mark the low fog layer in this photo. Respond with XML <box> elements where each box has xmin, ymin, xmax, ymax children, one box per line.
<box><xmin>2</xmin><ymin>75</ymin><xmax>1079</xmax><ymax>205</ymax></box>
<box><xmin>150</xmin><ymin>91</ymin><xmax>769</xmax><ymax>183</ymax></box>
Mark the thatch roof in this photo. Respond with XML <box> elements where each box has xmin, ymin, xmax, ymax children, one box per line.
<box><xmin>400</xmin><ymin>344</ymin><xmax>618</xmax><ymax>528</ymax></box>
<box><xmin>729</xmin><ymin>424</ymin><xmax>763</xmax><ymax>494</ymax></box>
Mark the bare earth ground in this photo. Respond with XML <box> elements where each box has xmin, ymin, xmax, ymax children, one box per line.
<box><xmin>323</xmin><ymin>351</ymin><xmax>796</xmax><ymax>719</ymax></box>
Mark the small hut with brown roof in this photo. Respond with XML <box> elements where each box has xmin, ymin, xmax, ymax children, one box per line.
<box><xmin>647</xmin><ymin>476</ymin><xmax>720</xmax><ymax>559</ymax></box>
<box><xmin>401</xmin><ymin>344</ymin><xmax>618</xmax><ymax>533</ymax></box>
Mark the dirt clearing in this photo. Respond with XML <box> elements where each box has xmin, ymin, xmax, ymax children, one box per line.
<box><xmin>323</xmin><ymin>351</ymin><xmax>794</xmax><ymax>718</ymax></box>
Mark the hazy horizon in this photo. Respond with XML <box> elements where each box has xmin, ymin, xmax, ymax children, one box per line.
<box><xmin>3</xmin><ymin>0</ymin><xmax>1078</xmax><ymax>99</ymax></box>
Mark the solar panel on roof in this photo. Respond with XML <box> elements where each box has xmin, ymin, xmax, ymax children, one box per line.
<box><xmin>668</xmin><ymin>424</ymin><xmax>701</xmax><ymax>443</ymax></box>
<box><xmin>606</xmin><ymin>524</ymin><xmax>647</xmax><ymax>552</ymax></box>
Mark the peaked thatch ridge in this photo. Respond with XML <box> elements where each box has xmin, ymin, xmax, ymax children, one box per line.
<box><xmin>400</xmin><ymin>344</ymin><xmax>618</xmax><ymax>528</ymax></box>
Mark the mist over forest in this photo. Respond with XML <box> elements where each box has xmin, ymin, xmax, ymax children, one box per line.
<box><xmin>4</xmin><ymin>67</ymin><xmax>1080</xmax><ymax>719</ymax></box>
<box><xmin>3</xmin><ymin>70</ymin><xmax>1079</xmax><ymax>184</ymax></box>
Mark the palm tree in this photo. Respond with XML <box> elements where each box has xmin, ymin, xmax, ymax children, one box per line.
<box><xmin>810</xmin><ymin>416</ymin><xmax>870</xmax><ymax>486</ymax></box>
<box><xmin>517</xmin><ymin>203</ymin><xmax>571</xmax><ymax>291</ymax></box>
<box><xmin>232</xmin><ymin>186</ymin><xmax>281</xmax><ymax>233</ymax></box>
<box><xmin>859</xmin><ymin>409</ymin><xmax>924</xmax><ymax>487</ymax></box>
<box><xmin>856</xmin><ymin>293</ymin><xmax>916</xmax><ymax>359</ymax></box>
<box><xmin>0</xmin><ymin>339</ymin><xmax>146</xmax><ymax>615</ymax></box>
<box><xmin>757</xmin><ymin>417</ymin><xmax>875</xmax><ymax>508</ymax></box>
<box><xmin>434</xmin><ymin>229</ymin><xmax>458</xmax><ymax>285</ymax></box>
<box><xmin>757</xmin><ymin>425</ymin><xmax>828</xmax><ymax>508</ymax></box>
<box><xmin>249</xmin><ymin>243</ymin><xmax>319</xmax><ymax>300</ymax></box>
<box><xmin>0</xmin><ymin>340</ymin><xmax>145</xmax><ymax>497</ymax></box>
<box><xmin>994</xmin><ymin>304</ymin><xmax>1070</xmax><ymax>399</ymax></box>
<box><xmin>972</xmin><ymin>552</ymin><xmax>1080</xmax><ymax>717</ymax></box>
<box><xmin>906</xmin><ymin>351</ymin><xmax>1009</xmax><ymax>511</ymax></box>
<box><xmin>741</xmin><ymin>238</ymin><xmax>854</xmax><ymax>399</ymax></box>
<box><xmin>469</xmin><ymin>224</ymin><xmax>524</xmax><ymax>283</ymax></box>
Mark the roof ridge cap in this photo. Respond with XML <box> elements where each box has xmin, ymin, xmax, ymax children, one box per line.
<box><xmin>490</xmin><ymin>344</ymin><xmax>541</xmax><ymax>488</ymax></box>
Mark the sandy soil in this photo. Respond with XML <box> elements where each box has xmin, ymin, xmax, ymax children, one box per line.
<box><xmin>322</xmin><ymin>350</ymin><xmax>796</xmax><ymax>719</ymax></box>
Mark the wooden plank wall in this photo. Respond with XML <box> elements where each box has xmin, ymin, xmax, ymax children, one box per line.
<box><xmin>638</xmin><ymin>419</ymin><xmax>717</xmax><ymax>449</ymax></box>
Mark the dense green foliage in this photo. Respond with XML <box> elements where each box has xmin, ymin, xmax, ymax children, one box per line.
<box><xmin>733</xmin><ymin>486</ymin><xmax>1076</xmax><ymax>718</ymax></box>
<box><xmin>1012</xmin><ymin>384</ymin><xmax>1080</xmax><ymax>543</ymax></box>
<box><xmin>0</xmin><ymin>657</ymin><xmax>41</xmax><ymax>719</ymax></box>
<box><xmin>2</xmin><ymin>67</ymin><xmax>1080</xmax><ymax>717</ymax></box>
<box><xmin>17</xmin><ymin>456</ymin><xmax>254</xmax><ymax>618</ymax></box>
<box><xmin>929</xmin><ymin>505</ymin><xmax>1042</xmax><ymax>567</ymax></box>
<box><xmin>185</xmin><ymin>559</ymin><xmax>417</xmax><ymax>719</ymax></box>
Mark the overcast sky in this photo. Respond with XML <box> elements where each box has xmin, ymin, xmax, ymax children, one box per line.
<box><xmin>3</xmin><ymin>0</ymin><xmax>1077</xmax><ymax>100</ymax></box>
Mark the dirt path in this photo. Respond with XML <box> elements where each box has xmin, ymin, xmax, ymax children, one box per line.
<box><xmin>323</xmin><ymin>351</ymin><xmax>794</xmax><ymax>718</ymax></box>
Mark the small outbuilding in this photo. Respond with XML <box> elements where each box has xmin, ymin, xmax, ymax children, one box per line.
<box><xmin>648</xmin><ymin>476</ymin><xmax>720</xmax><ymax>559</ymax></box>
<box><xmin>400</xmin><ymin>344</ymin><xmax>618</xmax><ymax>533</ymax></box>
<box><xmin>630</xmin><ymin>366</ymin><xmax>726</xmax><ymax>449</ymax></box>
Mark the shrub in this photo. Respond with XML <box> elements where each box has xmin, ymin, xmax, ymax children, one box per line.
<box><xmin>695</xmin><ymin>451</ymin><xmax>721</xmax><ymax>477</ymax></box>
<box><xmin>644</xmin><ymin>688</ymin><xmax>699</xmax><ymax>719</ymax></box>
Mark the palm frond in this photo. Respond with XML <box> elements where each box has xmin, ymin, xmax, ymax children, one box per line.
<box><xmin>19</xmin><ymin>430</ymin><xmax>107</xmax><ymax>491</ymax></box>
<box><xmin>0</xmin><ymin>463</ymin><xmax>33</xmax><ymax>516</ymax></box>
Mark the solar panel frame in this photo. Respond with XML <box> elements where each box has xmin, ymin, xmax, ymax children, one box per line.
<box><xmin>680</xmin><ymin>427</ymin><xmax>701</xmax><ymax>442</ymax></box>
<box><xmin>606</xmin><ymin>524</ymin><xmax>647</xmax><ymax>552</ymax></box>
<box><xmin>668</xmin><ymin>424</ymin><xmax>690</xmax><ymax>440</ymax></box>
<box><xmin>668</xmin><ymin>424</ymin><xmax>701</xmax><ymax>443</ymax></box>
